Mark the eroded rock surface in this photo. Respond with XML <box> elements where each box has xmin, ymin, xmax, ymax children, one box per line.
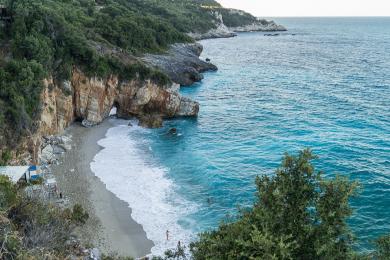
<box><xmin>40</xmin><ymin>69</ymin><xmax>199</xmax><ymax>132</ymax></box>
<box><xmin>138</xmin><ymin>114</ymin><xmax>164</xmax><ymax>128</ymax></box>
<box><xmin>15</xmin><ymin>68</ymin><xmax>199</xmax><ymax>164</ymax></box>
<box><xmin>3</xmin><ymin>41</ymin><xmax>215</xmax><ymax>164</ymax></box>
<box><xmin>142</xmin><ymin>43</ymin><xmax>217</xmax><ymax>86</ymax></box>
<box><xmin>188</xmin><ymin>11</ymin><xmax>286</xmax><ymax>40</ymax></box>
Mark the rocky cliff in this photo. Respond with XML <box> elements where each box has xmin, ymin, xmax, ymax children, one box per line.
<box><xmin>142</xmin><ymin>43</ymin><xmax>217</xmax><ymax>86</ymax></box>
<box><xmin>8</xmin><ymin>68</ymin><xmax>200</xmax><ymax>164</ymax></box>
<box><xmin>188</xmin><ymin>9</ymin><xmax>287</xmax><ymax>40</ymax></box>
<box><xmin>1</xmin><ymin>39</ymin><xmax>216</xmax><ymax>165</ymax></box>
<box><xmin>41</xmin><ymin>69</ymin><xmax>199</xmax><ymax>129</ymax></box>
<box><xmin>2</xmin><ymin>36</ymin><xmax>271</xmax><ymax>166</ymax></box>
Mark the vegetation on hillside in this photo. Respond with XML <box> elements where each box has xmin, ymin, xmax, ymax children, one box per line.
<box><xmin>214</xmin><ymin>8</ymin><xmax>258</xmax><ymax>27</ymax></box>
<box><xmin>0</xmin><ymin>175</ymin><xmax>90</xmax><ymax>259</ymax></box>
<box><xmin>0</xmin><ymin>0</ymin><xmax>268</xmax><ymax>152</ymax></box>
<box><xmin>0</xmin><ymin>0</ymin><xmax>190</xmax><ymax>148</ymax></box>
<box><xmin>190</xmin><ymin>149</ymin><xmax>390</xmax><ymax>259</ymax></box>
<box><xmin>1</xmin><ymin>149</ymin><xmax>389</xmax><ymax>258</ymax></box>
<box><xmin>0</xmin><ymin>0</ymin><xmax>267</xmax><ymax>152</ymax></box>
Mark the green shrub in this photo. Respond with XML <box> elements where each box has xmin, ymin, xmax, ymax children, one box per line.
<box><xmin>0</xmin><ymin>59</ymin><xmax>45</xmax><ymax>143</ymax></box>
<box><xmin>0</xmin><ymin>0</ymin><xmax>260</xmax><ymax>147</ymax></box>
<box><xmin>0</xmin><ymin>176</ymin><xmax>18</xmax><ymax>210</ymax></box>
<box><xmin>191</xmin><ymin>149</ymin><xmax>361</xmax><ymax>259</ymax></box>
<box><xmin>8</xmin><ymin>197</ymin><xmax>87</xmax><ymax>254</ymax></box>
<box><xmin>70</xmin><ymin>203</ymin><xmax>89</xmax><ymax>224</ymax></box>
<box><xmin>376</xmin><ymin>235</ymin><xmax>390</xmax><ymax>260</ymax></box>
<box><xmin>0</xmin><ymin>218</ymin><xmax>22</xmax><ymax>260</ymax></box>
<box><xmin>216</xmin><ymin>8</ymin><xmax>258</xmax><ymax>27</ymax></box>
<box><xmin>29</xmin><ymin>177</ymin><xmax>44</xmax><ymax>185</ymax></box>
<box><xmin>0</xmin><ymin>150</ymin><xmax>12</xmax><ymax>166</ymax></box>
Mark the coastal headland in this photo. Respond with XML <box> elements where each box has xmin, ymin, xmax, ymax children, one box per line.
<box><xmin>0</xmin><ymin>0</ymin><xmax>286</xmax><ymax>258</ymax></box>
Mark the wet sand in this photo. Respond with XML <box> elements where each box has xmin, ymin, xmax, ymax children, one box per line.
<box><xmin>51</xmin><ymin>119</ymin><xmax>154</xmax><ymax>258</ymax></box>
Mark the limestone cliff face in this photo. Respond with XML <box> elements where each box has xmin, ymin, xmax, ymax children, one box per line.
<box><xmin>14</xmin><ymin>68</ymin><xmax>199</xmax><ymax>164</ymax></box>
<box><xmin>4</xmin><ymin>40</ymin><xmax>211</xmax><ymax>165</ymax></box>
<box><xmin>40</xmin><ymin>69</ymin><xmax>199</xmax><ymax>128</ymax></box>
<box><xmin>39</xmin><ymin>78</ymin><xmax>74</xmax><ymax>135</ymax></box>
<box><xmin>188</xmin><ymin>10</ymin><xmax>286</xmax><ymax>40</ymax></box>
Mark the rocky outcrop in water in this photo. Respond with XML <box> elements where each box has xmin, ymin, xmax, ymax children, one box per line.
<box><xmin>142</xmin><ymin>43</ymin><xmax>217</xmax><ymax>86</ymax></box>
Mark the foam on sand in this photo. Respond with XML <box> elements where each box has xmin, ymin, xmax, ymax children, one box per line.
<box><xmin>90</xmin><ymin>122</ymin><xmax>196</xmax><ymax>256</ymax></box>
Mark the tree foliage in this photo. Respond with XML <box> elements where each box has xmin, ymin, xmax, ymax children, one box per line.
<box><xmin>0</xmin><ymin>0</ymin><xmax>188</xmax><ymax>146</ymax></box>
<box><xmin>215</xmin><ymin>8</ymin><xmax>258</xmax><ymax>27</ymax></box>
<box><xmin>0</xmin><ymin>176</ymin><xmax>90</xmax><ymax>259</ymax></box>
<box><xmin>0</xmin><ymin>0</ymin><xmax>266</xmax><ymax>149</ymax></box>
<box><xmin>0</xmin><ymin>59</ymin><xmax>45</xmax><ymax>142</ymax></box>
<box><xmin>190</xmin><ymin>149</ymin><xmax>365</xmax><ymax>259</ymax></box>
<box><xmin>0</xmin><ymin>175</ymin><xmax>18</xmax><ymax>210</ymax></box>
<box><xmin>375</xmin><ymin>235</ymin><xmax>390</xmax><ymax>260</ymax></box>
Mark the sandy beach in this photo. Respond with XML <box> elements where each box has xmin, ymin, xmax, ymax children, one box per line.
<box><xmin>51</xmin><ymin>119</ymin><xmax>154</xmax><ymax>258</ymax></box>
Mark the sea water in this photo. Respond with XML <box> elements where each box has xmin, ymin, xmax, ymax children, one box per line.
<box><xmin>91</xmin><ymin>18</ymin><xmax>390</xmax><ymax>255</ymax></box>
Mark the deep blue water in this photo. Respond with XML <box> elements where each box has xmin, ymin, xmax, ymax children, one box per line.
<box><xmin>134</xmin><ymin>18</ymin><xmax>390</xmax><ymax>252</ymax></box>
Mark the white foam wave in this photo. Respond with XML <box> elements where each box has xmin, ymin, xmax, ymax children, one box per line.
<box><xmin>90</xmin><ymin>121</ymin><xmax>197</xmax><ymax>256</ymax></box>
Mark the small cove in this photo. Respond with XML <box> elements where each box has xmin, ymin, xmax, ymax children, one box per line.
<box><xmin>92</xmin><ymin>18</ymin><xmax>390</xmax><ymax>254</ymax></box>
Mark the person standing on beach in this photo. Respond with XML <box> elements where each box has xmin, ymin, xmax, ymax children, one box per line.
<box><xmin>166</xmin><ymin>230</ymin><xmax>169</xmax><ymax>241</ymax></box>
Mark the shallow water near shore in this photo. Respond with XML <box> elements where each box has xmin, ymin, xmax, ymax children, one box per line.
<box><xmin>92</xmin><ymin>18</ymin><xmax>390</xmax><ymax>254</ymax></box>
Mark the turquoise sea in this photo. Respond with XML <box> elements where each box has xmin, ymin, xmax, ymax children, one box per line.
<box><xmin>93</xmin><ymin>18</ymin><xmax>390</xmax><ymax>254</ymax></box>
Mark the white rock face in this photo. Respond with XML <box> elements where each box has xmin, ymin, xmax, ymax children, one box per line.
<box><xmin>167</xmin><ymin>83</ymin><xmax>180</xmax><ymax>93</ymax></box>
<box><xmin>177</xmin><ymin>96</ymin><xmax>200</xmax><ymax>116</ymax></box>
<box><xmin>188</xmin><ymin>11</ymin><xmax>236</xmax><ymax>40</ymax></box>
<box><xmin>230</xmin><ymin>20</ymin><xmax>287</xmax><ymax>32</ymax></box>
<box><xmin>188</xmin><ymin>23</ymin><xmax>236</xmax><ymax>40</ymax></box>
<box><xmin>41</xmin><ymin>145</ymin><xmax>56</xmax><ymax>164</ymax></box>
<box><xmin>188</xmin><ymin>10</ymin><xmax>286</xmax><ymax>40</ymax></box>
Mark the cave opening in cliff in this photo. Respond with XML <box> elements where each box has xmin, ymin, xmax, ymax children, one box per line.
<box><xmin>109</xmin><ymin>101</ymin><xmax>119</xmax><ymax>117</ymax></box>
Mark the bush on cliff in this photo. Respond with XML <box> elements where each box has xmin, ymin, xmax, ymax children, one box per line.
<box><xmin>0</xmin><ymin>176</ymin><xmax>91</xmax><ymax>258</ymax></box>
<box><xmin>376</xmin><ymin>235</ymin><xmax>390</xmax><ymax>260</ymax></box>
<box><xmin>0</xmin><ymin>0</ymin><xmax>266</xmax><ymax>150</ymax></box>
<box><xmin>215</xmin><ymin>8</ymin><xmax>258</xmax><ymax>27</ymax></box>
<box><xmin>64</xmin><ymin>203</ymin><xmax>90</xmax><ymax>225</ymax></box>
<box><xmin>0</xmin><ymin>175</ymin><xmax>18</xmax><ymax>210</ymax></box>
<box><xmin>190</xmin><ymin>149</ymin><xmax>389</xmax><ymax>259</ymax></box>
<box><xmin>0</xmin><ymin>150</ymin><xmax>12</xmax><ymax>166</ymax></box>
<box><xmin>0</xmin><ymin>0</ymin><xmax>178</xmax><ymax>146</ymax></box>
<box><xmin>0</xmin><ymin>59</ymin><xmax>45</xmax><ymax>141</ymax></box>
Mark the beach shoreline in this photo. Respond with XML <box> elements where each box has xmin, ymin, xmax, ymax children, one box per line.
<box><xmin>51</xmin><ymin>119</ymin><xmax>154</xmax><ymax>258</ymax></box>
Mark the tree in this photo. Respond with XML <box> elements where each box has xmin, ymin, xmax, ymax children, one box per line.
<box><xmin>190</xmin><ymin>149</ymin><xmax>361</xmax><ymax>259</ymax></box>
<box><xmin>0</xmin><ymin>175</ymin><xmax>18</xmax><ymax>210</ymax></box>
<box><xmin>375</xmin><ymin>235</ymin><xmax>390</xmax><ymax>260</ymax></box>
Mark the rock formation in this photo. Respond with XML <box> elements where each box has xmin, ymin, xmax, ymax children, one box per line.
<box><xmin>142</xmin><ymin>43</ymin><xmax>218</xmax><ymax>86</ymax></box>
<box><xmin>188</xmin><ymin>10</ymin><xmax>287</xmax><ymax>40</ymax></box>
<box><xmin>2</xmin><ymin>40</ymin><xmax>216</xmax><ymax>164</ymax></box>
<box><xmin>11</xmin><ymin>68</ymin><xmax>199</xmax><ymax>164</ymax></box>
<box><xmin>229</xmin><ymin>19</ymin><xmax>287</xmax><ymax>33</ymax></box>
<box><xmin>39</xmin><ymin>69</ymin><xmax>199</xmax><ymax>132</ymax></box>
